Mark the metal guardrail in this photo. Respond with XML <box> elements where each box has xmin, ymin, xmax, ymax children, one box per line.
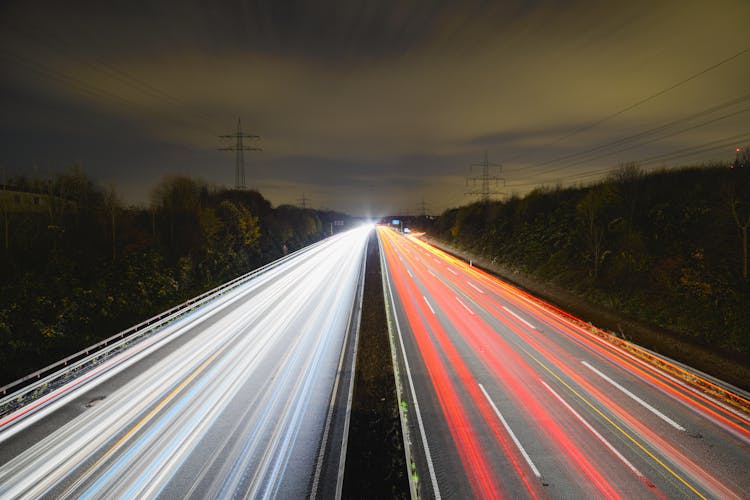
<box><xmin>422</xmin><ymin>235</ymin><xmax>750</xmax><ymax>416</ymax></box>
<box><xmin>0</xmin><ymin>236</ymin><xmax>338</xmax><ymax>409</ymax></box>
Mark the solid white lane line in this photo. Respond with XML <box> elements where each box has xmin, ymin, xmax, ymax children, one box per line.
<box><xmin>479</xmin><ymin>384</ymin><xmax>541</xmax><ymax>479</ymax></box>
<box><xmin>407</xmin><ymin>269</ymin><xmax>414</xmax><ymax>279</ymax></box>
<box><xmin>502</xmin><ymin>307</ymin><xmax>536</xmax><ymax>330</ymax></box>
<box><xmin>448</xmin><ymin>268</ymin><xmax>458</xmax><ymax>276</ymax></box>
<box><xmin>385</xmin><ymin>265</ymin><xmax>442</xmax><ymax>499</ymax></box>
<box><xmin>423</xmin><ymin>296</ymin><xmax>435</xmax><ymax>315</ymax></box>
<box><xmin>455</xmin><ymin>296</ymin><xmax>475</xmax><ymax>315</ymax></box>
<box><xmin>540</xmin><ymin>380</ymin><xmax>645</xmax><ymax>478</ymax></box>
<box><xmin>467</xmin><ymin>281</ymin><xmax>485</xmax><ymax>294</ymax></box>
<box><xmin>582</xmin><ymin>361</ymin><xmax>686</xmax><ymax>431</ymax></box>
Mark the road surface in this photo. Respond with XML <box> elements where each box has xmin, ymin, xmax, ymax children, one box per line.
<box><xmin>0</xmin><ymin>226</ymin><xmax>370</xmax><ymax>499</ymax></box>
<box><xmin>379</xmin><ymin>226</ymin><xmax>750</xmax><ymax>499</ymax></box>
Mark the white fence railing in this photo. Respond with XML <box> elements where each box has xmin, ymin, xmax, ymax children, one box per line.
<box><xmin>0</xmin><ymin>236</ymin><xmax>338</xmax><ymax>412</ymax></box>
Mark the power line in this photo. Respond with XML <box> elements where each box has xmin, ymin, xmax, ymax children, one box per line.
<box><xmin>0</xmin><ymin>48</ymin><xmax>225</xmax><ymax>146</ymax></box>
<box><xmin>507</xmin><ymin>46</ymin><xmax>750</xmax><ymax>169</ymax></box>
<box><xmin>513</xmin><ymin>93</ymin><xmax>750</xmax><ymax>175</ymax></box>
<box><xmin>516</xmin><ymin>103</ymin><xmax>750</xmax><ymax>181</ymax></box>
<box><xmin>640</xmin><ymin>132</ymin><xmax>750</xmax><ymax>165</ymax></box>
<box><xmin>4</xmin><ymin>23</ymin><xmax>221</xmax><ymax>135</ymax></box>
<box><xmin>504</xmin><ymin>93</ymin><xmax>750</xmax><ymax>190</ymax></box>
<box><xmin>0</xmin><ymin>49</ymin><xmax>146</xmax><ymax>111</ymax></box>
<box><xmin>217</xmin><ymin>118</ymin><xmax>261</xmax><ymax>190</ymax></box>
<box><xmin>507</xmin><ymin>132</ymin><xmax>750</xmax><ymax>189</ymax></box>
<box><xmin>551</xmin><ymin>47</ymin><xmax>750</xmax><ymax>149</ymax></box>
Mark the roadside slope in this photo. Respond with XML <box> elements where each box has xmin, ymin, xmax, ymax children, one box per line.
<box><xmin>425</xmin><ymin>235</ymin><xmax>750</xmax><ymax>391</ymax></box>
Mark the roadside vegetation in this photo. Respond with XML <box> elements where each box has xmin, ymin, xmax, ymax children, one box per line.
<box><xmin>0</xmin><ymin>166</ymin><xmax>351</xmax><ymax>385</ymax></box>
<box><xmin>424</xmin><ymin>162</ymin><xmax>750</xmax><ymax>375</ymax></box>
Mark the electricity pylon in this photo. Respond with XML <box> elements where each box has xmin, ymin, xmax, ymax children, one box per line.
<box><xmin>218</xmin><ymin>118</ymin><xmax>261</xmax><ymax>190</ymax></box>
<box><xmin>465</xmin><ymin>151</ymin><xmax>504</xmax><ymax>202</ymax></box>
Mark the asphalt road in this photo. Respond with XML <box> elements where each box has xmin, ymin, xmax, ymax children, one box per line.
<box><xmin>378</xmin><ymin>226</ymin><xmax>750</xmax><ymax>499</ymax></box>
<box><xmin>0</xmin><ymin>226</ymin><xmax>370</xmax><ymax>499</ymax></box>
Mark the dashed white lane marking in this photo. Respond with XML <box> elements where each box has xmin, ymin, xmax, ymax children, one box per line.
<box><xmin>479</xmin><ymin>384</ymin><xmax>542</xmax><ymax>479</ymax></box>
<box><xmin>541</xmin><ymin>380</ymin><xmax>645</xmax><ymax>478</ymax></box>
<box><xmin>582</xmin><ymin>361</ymin><xmax>685</xmax><ymax>431</ymax></box>
<box><xmin>502</xmin><ymin>306</ymin><xmax>536</xmax><ymax>330</ymax></box>
<box><xmin>455</xmin><ymin>296</ymin><xmax>475</xmax><ymax>315</ymax></box>
<box><xmin>423</xmin><ymin>296</ymin><xmax>435</xmax><ymax>315</ymax></box>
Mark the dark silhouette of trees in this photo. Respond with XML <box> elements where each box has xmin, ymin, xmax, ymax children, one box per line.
<box><xmin>609</xmin><ymin>163</ymin><xmax>644</xmax><ymax>283</ymax></box>
<box><xmin>724</xmin><ymin>168</ymin><xmax>750</xmax><ymax>280</ymax></box>
<box><xmin>432</xmin><ymin>164</ymin><xmax>749</xmax><ymax>356</ymax></box>
<box><xmin>577</xmin><ymin>183</ymin><xmax>614</xmax><ymax>280</ymax></box>
<box><xmin>0</xmin><ymin>169</ymin><xmax>351</xmax><ymax>385</ymax></box>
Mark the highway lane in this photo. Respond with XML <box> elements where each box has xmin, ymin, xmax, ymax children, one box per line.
<box><xmin>0</xmin><ymin>225</ymin><xmax>371</xmax><ymax>499</ymax></box>
<box><xmin>378</xmin><ymin>226</ymin><xmax>750</xmax><ymax>499</ymax></box>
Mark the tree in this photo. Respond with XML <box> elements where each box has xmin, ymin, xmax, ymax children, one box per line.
<box><xmin>724</xmin><ymin>169</ymin><xmax>750</xmax><ymax>280</ymax></box>
<box><xmin>104</xmin><ymin>186</ymin><xmax>120</xmax><ymax>261</ymax></box>
<box><xmin>609</xmin><ymin>162</ymin><xmax>644</xmax><ymax>282</ymax></box>
<box><xmin>217</xmin><ymin>199</ymin><xmax>260</xmax><ymax>250</ymax></box>
<box><xmin>1</xmin><ymin>187</ymin><xmax>8</xmax><ymax>254</ymax></box>
<box><xmin>577</xmin><ymin>184</ymin><xmax>614</xmax><ymax>280</ymax></box>
<box><xmin>150</xmin><ymin>176</ymin><xmax>204</xmax><ymax>252</ymax></box>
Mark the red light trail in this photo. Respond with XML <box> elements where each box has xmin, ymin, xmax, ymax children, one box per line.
<box><xmin>379</xmin><ymin>226</ymin><xmax>749</xmax><ymax>499</ymax></box>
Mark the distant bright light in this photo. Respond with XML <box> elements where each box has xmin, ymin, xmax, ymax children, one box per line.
<box><xmin>392</xmin><ymin>220</ymin><xmax>400</xmax><ymax>225</ymax></box>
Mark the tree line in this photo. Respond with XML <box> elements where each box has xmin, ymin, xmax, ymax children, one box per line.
<box><xmin>0</xmin><ymin>167</ymin><xmax>351</xmax><ymax>385</ymax></box>
<box><xmin>428</xmin><ymin>162</ymin><xmax>750</xmax><ymax>356</ymax></box>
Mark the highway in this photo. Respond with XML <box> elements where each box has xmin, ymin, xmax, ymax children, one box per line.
<box><xmin>378</xmin><ymin>226</ymin><xmax>750</xmax><ymax>499</ymax></box>
<box><xmin>0</xmin><ymin>225</ymin><xmax>370</xmax><ymax>499</ymax></box>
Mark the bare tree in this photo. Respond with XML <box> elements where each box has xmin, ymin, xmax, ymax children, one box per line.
<box><xmin>609</xmin><ymin>162</ymin><xmax>644</xmax><ymax>280</ymax></box>
<box><xmin>725</xmin><ymin>174</ymin><xmax>750</xmax><ymax>280</ymax></box>
<box><xmin>577</xmin><ymin>184</ymin><xmax>614</xmax><ymax>280</ymax></box>
<box><xmin>150</xmin><ymin>176</ymin><xmax>204</xmax><ymax>249</ymax></box>
<box><xmin>1</xmin><ymin>191</ymin><xmax>8</xmax><ymax>253</ymax></box>
<box><xmin>104</xmin><ymin>186</ymin><xmax>120</xmax><ymax>261</ymax></box>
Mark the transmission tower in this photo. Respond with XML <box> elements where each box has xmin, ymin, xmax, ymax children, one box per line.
<box><xmin>218</xmin><ymin>118</ymin><xmax>261</xmax><ymax>190</ymax></box>
<box><xmin>417</xmin><ymin>198</ymin><xmax>429</xmax><ymax>217</ymax></box>
<box><xmin>465</xmin><ymin>151</ymin><xmax>504</xmax><ymax>202</ymax></box>
<box><xmin>297</xmin><ymin>193</ymin><xmax>310</xmax><ymax>209</ymax></box>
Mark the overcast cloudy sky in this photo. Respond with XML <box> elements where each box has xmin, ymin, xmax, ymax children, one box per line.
<box><xmin>1</xmin><ymin>0</ymin><xmax>748</xmax><ymax>215</ymax></box>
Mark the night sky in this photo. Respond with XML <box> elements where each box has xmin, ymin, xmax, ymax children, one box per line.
<box><xmin>1</xmin><ymin>0</ymin><xmax>748</xmax><ymax>216</ymax></box>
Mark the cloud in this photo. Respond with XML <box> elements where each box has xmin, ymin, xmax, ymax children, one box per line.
<box><xmin>1</xmin><ymin>0</ymin><xmax>749</xmax><ymax>215</ymax></box>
